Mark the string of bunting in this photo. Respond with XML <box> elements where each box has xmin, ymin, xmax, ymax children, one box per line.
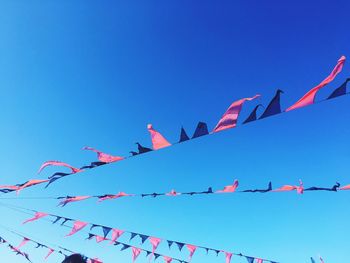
<box><xmin>1</xmin><ymin>180</ymin><xmax>349</xmax><ymax>207</ymax></box>
<box><xmin>0</xmin><ymin>225</ymin><xmax>102</xmax><ymax>263</ymax></box>
<box><xmin>0</xmin><ymin>234</ymin><xmax>32</xmax><ymax>262</ymax></box>
<box><xmin>0</xmin><ymin>56</ymin><xmax>349</xmax><ymax>195</ymax></box>
<box><xmin>0</xmin><ymin>201</ymin><xmax>279</xmax><ymax>263</ymax></box>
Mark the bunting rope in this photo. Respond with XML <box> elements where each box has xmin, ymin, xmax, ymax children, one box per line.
<box><xmin>0</xmin><ymin>61</ymin><xmax>349</xmax><ymax>195</ymax></box>
<box><xmin>0</xmin><ymin>181</ymin><xmax>348</xmax><ymax>207</ymax></box>
<box><xmin>0</xmin><ymin>224</ymin><xmax>102</xmax><ymax>263</ymax></box>
<box><xmin>0</xmin><ymin>233</ymin><xmax>32</xmax><ymax>262</ymax></box>
<box><xmin>0</xmin><ymin>201</ymin><xmax>279</xmax><ymax>263</ymax></box>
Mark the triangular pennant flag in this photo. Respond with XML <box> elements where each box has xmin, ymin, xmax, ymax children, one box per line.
<box><xmin>90</xmin><ymin>224</ymin><xmax>100</xmax><ymax>231</ymax></box>
<box><xmin>164</xmin><ymin>256</ymin><xmax>173</xmax><ymax>263</ymax></box>
<box><xmin>145</xmin><ymin>251</ymin><xmax>152</xmax><ymax>257</ymax></box>
<box><xmin>65</xmin><ymin>221</ymin><xmax>88</xmax><ymax>237</ymax></box>
<box><xmin>286</xmin><ymin>56</ymin><xmax>346</xmax><ymax>111</ymax></box>
<box><xmin>154</xmin><ymin>253</ymin><xmax>161</xmax><ymax>260</ymax></box>
<box><xmin>16</xmin><ymin>238</ymin><xmax>30</xmax><ymax>249</ymax></box>
<box><xmin>22</xmin><ymin>212</ymin><xmax>48</xmax><ymax>224</ymax></box>
<box><xmin>192</xmin><ymin>122</ymin><xmax>208</xmax><ymax>138</ymax></box>
<box><xmin>132</xmin><ymin>247</ymin><xmax>141</xmax><ymax>262</ymax></box>
<box><xmin>243</xmin><ymin>104</ymin><xmax>263</xmax><ymax>124</ymax></box>
<box><xmin>95</xmin><ymin>235</ymin><xmax>108</xmax><ymax>243</ymax></box>
<box><xmin>136</xmin><ymin>143</ymin><xmax>152</xmax><ymax>154</ymax></box>
<box><xmin>214</xmin><ymin>249</ymin><xmax>220</xmax><ymax>256</ymax></box>
<box><xmin>259</xmin><ymin>89</ymin><xmax>284</xmax><ymax>119</ymax></box>
<box><xmin>44</xmin><ymin>248</ymin><xmax>54</xmax><ymax>260</ymax></box>
<box><xmin>52</xmin><ymin>216</ymin><xmax>62</xmax><ymax>224</ymax></box>
<box><xmin>139</xmin><ymin>234</ymin><xmax>149</xmax><ymax>244</ymax></box>
<box><xmin>179</xmin><ymin>127</ymin><xmax>190</xmax><ymax>142</ymax></box>
<box><xmin>213</xmin><ymin>95</ymin><xmax>260</xmax><ymax>132</ymax></box>
<box><xmin>83</xmin><ymin>146</ymin><xmax>123</xmax><ymax>163</ymax></box>
<box><xmin>175</xmin><ymin>242</ymin><xmax>185</xmax><ymax>251</ymax></box>
<box><xmin>186</xmin><ymin>244</ymin><xmax>197</xmax><ymax>262</ymax></box>
<box><xmin>110</xmin><ymin>229</ymin><xmax>124</xmax><ymax>244</ymax></box>
<box><xmin>121</xmin><ymin>244</ymin><xmax>131</xmax><ymax>251</ymax></box>
<box><xmin>256</xmin><ymin>259</ymin><xmax>263</xmax><ymax>263</ymax></box>
<box><xmin>149</xmin><ymin>237</ymin><xmax>161</xmax><ymax>260</ymax></box>
<box><xmin>87</xmin><ymin>233</ymin><xmax>95</xmax><ymax>240</ymax></box>
<box><xmin>204</xmin><ymin>247</ymin><xmax>209</xmax><ymax>254</ymax></box>
<box><xmin>225</xmin><ymin>252</ymin><xmax>233</xmax><ymax>263</ymax></box>
<box><xmin>130</xmin><ymin>232</ymin><xmax>138</xmax><ymax>241</ymax></box>
<box><xmin>167</xmin><ymin>240</ymin><xmax>174</xmax><ymax>249</ymax></box>
<box><xmin>147</xmin><ymin>124</ymin><xmax>171</xmax><ymax>150</ymax></box>
<box><xmin>327</xmin><ymin>78</ymin><xmax>350</xmax><ymax>99</ymax></box>
<box><xmin>102</xmin><ymin>226</ymin><xmax>112</xmax><ymax>238</ymax></box>
<box><xmin>246</xmin><ymin>256</ymin><xmax>255</xmax><ymax>263</ymax></box>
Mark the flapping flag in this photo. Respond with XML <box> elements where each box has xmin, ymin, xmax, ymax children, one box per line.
<box><xmin>44</xmin><ymin>248</ymin><xmax>54</xmax><ymax>260</ymax></box>
<box><xmin>327</xmin><ymin>78</ymin><xmax>350</xmax><ymax>99</ymax></box>
<box><xmin>259</xmin><ymin>90</ymin><xmax>283</xmax><ymax>119</ymax></box>
<box><xmin>216</xmin><ymin>180</ymin><xmax>239</xmax><ymax>193</ymax></box>
<box><xmin>132</xmin><ymin>247</ymin><xmax>141</xmax><ymax>262</ymax></box>
<box><xmin>110</xmin><ymin>229</ymin><xmax>124</xmax><ymax>244</ymax></box>
<box><xmin>213</xmin><ymin>95</ymin><xmax>260</xmax><ymax>133</ymax></box>
<box><xmin>38</xmin><ymin>160</ymin><xmax>82</xmax><ymax>174</ymax></box>
<box><xmin>16</xmin><ymin>179</ymin><xmax>49</xmax><ymax>194</ymax></box>
<box><xmin>58</xmin><ymin>196</ymin><xmax>91</xmax><ymax>207</ymax></box>
<box><xmin>65</xmin><ymin>221</ymin><xmax>88</xmax><ymax>237</ymax></box>
<box><xmin>274</xmin><ymin>180</ymin><xmax>304</xmax><ymax>194</ymax></box>
<box><xmin>147</xmin><ymin>124</ymin><xmax>171</xmax><ymax>150</ymax></box>
<box><xmin>16</xmin><ymin>238</ymin><xmax>30</xmax><ymax>250</ymax></box>
<box><xmin>149</xmin><ymin>237</ymin><xmax>162</xmax><ymax>259</ymax></box>
<box><xmin>98</xmin><ymin>192</ymin><xmax>131</xmax><ymax>202</ymax></box>
<box><xmin>23</xmin><ymin>212</ymin><xmax>48</xmax><ymax>224</ymax></box>
<box><xmin>256</xmin><ymin>259</ymin><xmax>263</xmax><ymax>263</ymax></box>
<box><xmin>192</xmin><ymin>122</ymin><xmax>209</xmax><ymax>138</ymax></box>
<box><xmin>243</xmin><ymin>104</ymin><xmax>263</xmax><ymax>124</ymax></box>
<box><xmin>83</xmin><ymin>147</ymin><xmax>124</xmax><ymax>163</ymax></box>
<box><xmin>286</xmin><ymin>56</ymin><xmax>346</xmax><ymax>111</ymax></box>
<box><xmin>340</xmin><ymin>184</ymin><xmax>350</xmax><ymax>190</ymax></box>
<box><xmin>225</xmin><ymin>252</ymin><xmax>233</xmax><ymax>263</ymax></box>
<box><xmin>186</xmin><ymin>244</ymin><xmax>197</xmax><ymax>261</ymax></box>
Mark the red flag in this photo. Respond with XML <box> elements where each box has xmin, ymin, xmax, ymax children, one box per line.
<box><xmin>83</xmin><ymin>147</ymin><xmax>124</xmax><ymax>163</ymax></box>
<box><xmin>213</xmin><ymin>95</ymin><xmax>260</xmax><ymax>133</ymax></box>
<box><xmin>147</xmin><ymin>124</ymin><xmax>171</xmax><ymax>150</ymax></box>
<box><xmin>22</xmin><ymin>212</ymin><xmax>48</xmax><ymax>224</ymax></box>
<box><xmin>286</xmin><ymin>56</ymin><xmax>346</xmax><ymax>111</ymax></box>
<box><xmin>65</xmin><ymin>221</ymin><xmax>88</xmax><ymax>237</ymax></box>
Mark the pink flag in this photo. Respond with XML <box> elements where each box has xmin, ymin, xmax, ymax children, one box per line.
<box><xmin>83</xmin><ymin>147</ymin><xmax>124</xmax><ymax>163</ymax></box>
<box><xmin>339</xmin><ymin>184</ymin><xmax>350</xmax><ymax>190</ymax></box>
<box><xmin>110</xmin><ymin>229</ymin><xmax>124</xmax><ymax>244</ymax></box>
<box><xmin>98</xmin><ymin>192</ymin><xmax>132</xmax><ymax>202</ymax></box>
<box><xmin>164</xmin><ymin>256</ymin><xmax>172</xmax><ymax>263</ymax></box>
<box><xmin>256</xmin><ymin>259</ymin><xmax>263</xmax><ymax>263</ymax></box>
<box><xmin>88</xmin><ymin>258</ymin><xmax>103</xmax><ymax>263</ymax></box>
<box><xmin>65</xmin><ymin>221</ymin><xmax>88</xmax><ymax>237</ymax></box>
<box><xmin>213</xmin><ymin>95</ymin><xmax>260</xmax><ymax>133</ymax></box>
<box><xmin>132</xmin><ymin>247</ymin><xmax>142</xmax><ymax>262</ymax></box>
<box><xmin>186</xmin><ymin>244</ymin><xmax>197</xmax><ymax>261</ymax></box>
<box><xmin>58</xmin><ymin>196</ymin><xmax>91</xmax><ymax>207</ymax></box>
<box><xmin>147</xmin><ymin>124</ymin><xmax>171</xmax><ymax>150</ymax></box>
<box><xmin>16</xmin><ymin>179</ymin><xmax>49</xmax><ymax>194</ymax></box>
<box><xmin>149</xmin><ymin>237</ymin><xmax>161</xmax><ymax>259</ymax></box>
<box><xmin>216</xmin><ymin>180</ymin><xmax>239</xmax><ymax>193</ymax></box>
<box><xmin>286</xmin><ymin>56</ymin><xmax>346</xmax><ymax>112</ymax></box>
<box><xmin>44</xmin><ymin>248</ymin><xmax>54</xmax><ymax>260</ymax></box>
<box><xmin>95</xmin><ymin>235</ymin><xmax>108</xmax><ymax>243</ymax></box>
<box><xmin>22</xmin><ymin>212</ymin><xmax>48</xmax><ymax>224</ymax></box>
<box><xmin>225</xmin><ymin>252</ymin><xmax>233</xmax><ymax>263</ymax></box>
<box><xmin>166</xmin><ymin>189</ymin><xmax>180</xmax><ymax>196</ymax></box>
<box><xmin>16</xmin><ymin>238</ymin><xmax>30</xmax><ymax>249</ymax></box>
<box><xmin>38</xmin><ymin>160</ymin><xmax>82</xmax><ymax>174</ymax></box>
<box><xmin>274</xmin><ymin>180</ymin><xmax>304</xmax><ymax>194</ymax></box>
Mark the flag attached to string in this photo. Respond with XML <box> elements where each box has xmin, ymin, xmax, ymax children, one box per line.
<box><xmin>65</xmin><ymin>221</ymin><xmax>88</xmax><ymax>237</ymax></box>
<box><xmin>147</xmin><ymin>124</ymin><xmax>171</xmax><ymax>150</ymax></box>
<box><xmin>259</xmin><ymin>89</ymin><xmax>284</xmax><ymax>119</ymax></box>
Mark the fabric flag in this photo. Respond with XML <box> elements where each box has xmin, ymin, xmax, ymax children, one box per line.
<box><xmin>98</xmin><ymin>192</ymin><xmax>131</xmax><ymax>202</ymax></box>
<box><xmin>65</xmin><ymin>221</ymin><xmax>88</xmax><ymax>237</ymax></box>
<box><xmin>139</xmin><ymin>234</ymin><xmax>149</xmax><ymax>244</ymax></box>
<box><xmin>213</xmin><ymin>95</ymin><xmax>260</xmax><ymax>132</ymax></box>
<box><xmin>132</xmin><ymin>247</ymin><xmax>141</xmax><ymax>262</ymax></box>
<box><xmin>192</xmin><ymin>122</ymin><xmax>209</xmax><ymax>138</ymax></box>
<box><xmin>95</xmin><ymin>235</ymin><xmax>108</xmax><ymax>243</ymax></box>
<box><xmin>340</xmin><ymin>184</ymin><xmax>350</xmax><ymax>190</ymax></box>
<box><xmin>175</xmin><ymin>242</ymin><xmax>185</xmax><ymax>251</ymax></box>
<box><xmin>164</xmin><ymin>256</ymin><xmax>172</xmax><ymax>263</ymax></box>
<box><xmin>16</xmin><ymin>238</ymin><xmax>30</xmax><ymax>249</ymax></box>
<box><xmin>274</xmin><ymin>179</ymin><xmax>304</xmax><ymax>194</ymax></box>
<box><xmin>23</xmin><ymin>212</ymin><xmax>48</xmax><ymax>224</ymax></box>
<box><xmin>58</xmin><ymin>196</ymin><xmax>91</xmax><ymax>207</ymax></box>
<box><xmin>166</xmin><ymin>189</ymin><xmax>180</xmax><ymax>196</ymax></box>
<box><xmin>102</xmin><ymin>227</ymin><xmax>112</xmax><ymax>238</ymax></box>
<box><xmin>216</xmin><ymin>180</ymin><xmax>239</xmax><ymax>193</ymax></box>
<box><xmin>327</xmin><ymin>78</ymin><xmax>350</xmax><ymax>99</ymax></box>
<box><xmin>83</xmin><ymin>147</ymin><xmax>124</xmax><ymax>163</ymax></box>
<box><xmin>259</xmin><ymin>89</ymin><xmax>284</xmax><ymax>119</ymax></box>
<box><xmin>147</xmin><ymin>124</ymin><xmax>171</xmax><ymax>150</ymax></box>
<box><xmin>16</xmin><ymin>179</ymin><xmax>49</xmax><ymax>194</ymax></box>
<box><xmin>225</xmin><ymin>252</ymin><xmax>233</xmax><ymax>263</ymax></box>
<box><xmin>110</xmin><ymin>229</ymin><xmax>124</xmax><ymax>244</ymax></box>
<box><xmin>246</xmin><ymin>256</ymin><xmax>255</xmax><ymax>263</ymax></box>
<box><xmin>44</xmin><ymin>248</ymin><xmax>54</xmax><ymax>260</ymax></box>
<box><xmin>121</xmin><ymin>244</ymin><xmax>131</xmax><ymax>251</ymax></box>
<box><xmin>186</xmin><ymin>244</ymin><xmax>197</xmax><ymax>261</ymax></box>
<box><xmin>256</xmin><ymin>259</ymin><xmax>263</xmax><ymax>263</ymax></box>
<box><xmin>149</xmin><ymin>237</ymin><xmax>161</xmax><ymax>259</ymax></box>
<box><xmin>243</xmin><ymin>104</ymin><xmax>263</xmax><ymax>124</ymax></box>
<box><xmin>38</xmin><ymin>160</ymin><xmax>82</xmax><ymax>174</ymax></box>
<box><xmin>167</xmin><ymin>241</ymin><xmax>173</xmax><ymax>249</ymax></box>
<box><xmin>130</xmin><ymin>233</ymin><xmax>138</xmax><ymax>241</ymax></box>
<box><xmin>179</xmin><ymin>127</ymin><xmax>190</xmax><ymax>142</ymax></box>
<box><xmin>136</xmin><ymin>143</ymin><xmax>152</xmax><ymax>154</ymax></box>
<box><xmin>286</xmin><ymin>56</ymin><xmax>346</xmax><ymax>111</ymax></box>
<box><xmin>310</xmin><ymin>258</ymin><xmax>316</xmax><ymax>263</ymax></box>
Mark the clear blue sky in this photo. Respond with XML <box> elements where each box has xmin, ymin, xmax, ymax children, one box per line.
<box><xmin>0</xmin><ymin>1</ymin><xmax>349</xmax><ymax>262</ymax></box>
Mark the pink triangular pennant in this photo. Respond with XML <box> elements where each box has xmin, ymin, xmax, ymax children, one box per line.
<box><xmin>22</xmin><ymin>212</ymin><xmax>48</xmax><ymax>224</ymax></box>
<box><xmin>65</xmin><ymin>221</ymin><xmax>88</xmax><ymax>237</ymax></box>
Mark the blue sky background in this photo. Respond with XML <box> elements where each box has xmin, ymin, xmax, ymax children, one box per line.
<box><xmin>0</xmin><ymin>1</ymin><xmax>350</xmax><ymax>262</ymax></box>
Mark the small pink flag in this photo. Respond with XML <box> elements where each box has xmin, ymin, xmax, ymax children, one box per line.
<box><xmin>44</xmin><ymin>248</ymin><xmax>54</xmax><ymax>260</ymax></box>
<box><xmin>65</xmin><ymin>221</ymin><xmax>88</xmax><ymax>237</ymax></box>
<box><xmin>149</xmin><ymin>237</ymin><xmax>161</xmax><ymax>259</ymax></box>
<box><xmin>340</xmin><ymin>184</ymin><xmax>350</xmax><ymax>190</ymax></box>
<box><xmin>110</xmin><ymin>229</ymin><xmax>124</xmax><ymax>244</ymax></box>
<box><xmin>213</xmin><ymin>95</ymin><xmax>260</xmax><ymax>133</ymax></box>
<box><xmin>22</xmin><ymin>212</ymin><xmax>48</xmax><ymax>224</ymax></box>
<box><xmin>95</xmin><ymin>235</ymin><xmax>108</xmax><ymax>243</ymax></box>
<box><xmin>83</xmin><ymin>147</ymin><xmax>124</xmax><ymax>163</ymax></box>
<box><xmin>38</xmin><ymin>160</ymin><xmax>82</xmax><ymax>174</ymax></box>
<box><xmin>58</xmin><ymin>196</ymin><xmax>91</xmax><ymax>207</ymax></box>
<box><xmin>16</xmin><ymin>179</ymin><xmax>49</xmax><ymax>194</ymax></box>
<box><xmin>286</xmin><ymin>56</ymin><xmax>346</xmax><ymax>112</ymax></box>
<box><xmin>147</xmin><ymin>124</ymin><xmax>171</xmax><ymax>150</ymax></box>
<box><xmin>186</xmin><ymin>244</ymin><xmax>197</xmax><ymax>261</ymax></box>
<box><xmin>225</xmin><ymin>252</ymin><xmax>233</xmax><ymax>263</ymax></box>
<box><xmin>256</xmin><ymin>258</ymin><xmax>263</xmax><ymax>263</ymax></box>
<box><xmin>164</xmin><ymin>256</ymin><xmax>172</xmax><ymax>263</ymax></box>
<box><xmin>132</xmin><ymin>247</ymin><xmax>142</xmax><ymax>262</ymax></box>
<box><xmin>98</xmin><ymin>192</ymin><xmax>131</xmax><ymax>202</ymax></box>
<box><xmin>166</xmin><ymin>189</ymin><xmax>180</xmax><ymax>196</ymax></box>
<box><xmin>216</xmin><ymin>180</ymin><xmax>239</xmax><ymax>193</ymax></box>
<box><xmin>16</xmin><ymin>238</ymin><xmax>30</xmax><ymax>249</ymax></box>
